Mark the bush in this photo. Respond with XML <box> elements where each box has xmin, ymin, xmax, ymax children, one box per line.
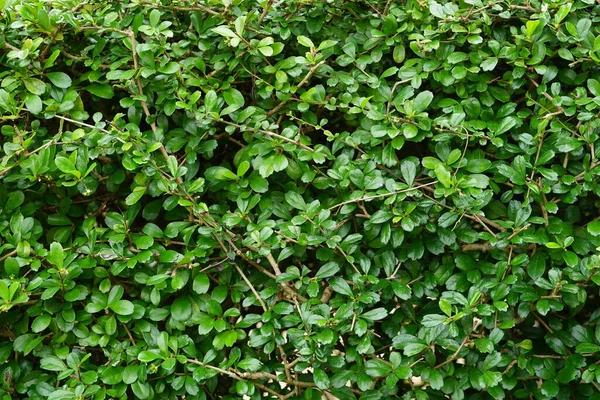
<box><xmin>1</xmin><ymin>0</ymin><xmax>600</xmax><ymax>398</ymax></box>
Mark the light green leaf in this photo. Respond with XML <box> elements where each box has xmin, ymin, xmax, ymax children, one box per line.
<box><xmin>413</xmin><ymin>91</ymin><xmax>433</xmax><ymax>112</ymax></box>
<box><xmin>125</xmin><ymin>186</ymin><xmax>146</xmax><ymax>205</ymax></box>
<box><xmin>206</xmin><ymin>166</ymin><xmax>238</xmax><ymax>181</ymax></box>
<box><xmin>47</xmin><ymin>242</ymin><xmax>64</xmax><ymax>269</ymax></box>
<box><xmin>23</xmin><ymin>78</ymin><xmax>46</xmax><ymax>95</ymax></box>
<box><xmin>47</xmin><ymin>72</ymin><xmax>72</xmax><ymax>88</ymax></box>
<box><xmin>25</xmin><ymin>94</ymin><xmax>42</xmax><ymax>114</ymax></box>
<box><xmin>212</xmin><ymin>26</ymin><xmax>237</xmax><ymax>38</ymax></box>
<box><xmin>223</xmin><ymin>88</ymin><xmax>244</xmax><ymax>112</ymax></box>
<box><xmin>297</xmin><ymin>35</ymin><xmax>314</xmax><ymax>48</ymax></box>
<box><xmin>110</xmin><ymin>300</ymin><xmax>134</xmax><ymax>315</ymax></box>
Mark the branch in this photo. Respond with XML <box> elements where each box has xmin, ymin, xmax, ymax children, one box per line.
<box><xmin>127</xmin><ymin>29</ymin><xmax>183</xmax><ymax>186</ymax></box>
<box><xmin>328</xmin><ymin>181</ymin><xmax>437</xmax><ymax>210</ymax></box>
<box><xmin>218</xmin><ymin>119</ymin><xmax>322</xmax><ymax>155</ymax></box>
<box><xmin>434</xmin><ymin>334</ymin><xmax>469</xmax><ymax>369</ymax></box>
<box><xmin>575</xmin><ymin>160</ymin><xmax>600</xmax><ymax>182</ymax></box>
<box><xmin>186</xmin><ymin>359</ymin><xmax>316</xmax><ymax>389</ymax></box>
<box><xmin>267</xmin><ymin>61</ymin><xmax>326</xmax><ymax>117</ymax></box>
<box><xmin>0</xmin><ymin>250</ymin><xmax>17</xmax><ymax>263</ymax></box>
<box><xmin>258</xmin><ymin>0</ymin><xmax>275</xmax><ymax>24</ymax></box>
<box><xmin>234</xmin><ymin>264</ymin><xmax>268</xmax><ymax>311</ymax></box>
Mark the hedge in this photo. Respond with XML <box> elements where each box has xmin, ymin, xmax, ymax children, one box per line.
<box><xmin>1</xmin><ymin>0</ymin><xmax>600</xmax><ymax>399</ymax></box>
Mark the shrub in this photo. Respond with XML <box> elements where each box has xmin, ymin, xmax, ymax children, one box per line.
<box><xmin>1</xmin><ymin>0</ymin><xmax>600</xmax><ymax>399</ymax></box>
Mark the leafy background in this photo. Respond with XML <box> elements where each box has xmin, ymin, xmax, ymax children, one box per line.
<box><xmin>1</xmin><ymin>0</ymin><xmax>600</xmax><ymax>399</ymax></box>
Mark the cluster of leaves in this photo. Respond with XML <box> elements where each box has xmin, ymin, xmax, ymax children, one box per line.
<box><xmin>1</xmin><ymin>0</ymin><xmax>600</xmax><ymax>398</ymax></box>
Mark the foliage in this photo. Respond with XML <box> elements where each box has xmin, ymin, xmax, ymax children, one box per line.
<box><xmin>1</xmin><ymin>0</ymin><xmax>600</xmax><ymax>399</ymax></box>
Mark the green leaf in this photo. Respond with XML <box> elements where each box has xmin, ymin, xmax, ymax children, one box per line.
<box><xmin>429</xmin><ymin>1</ymin><xmax>445</xmax><ymax>18</ymax></box>
<box><xmin>297</xmin><ymin>35</ymin><xmax>314</xmax><ymax>48</ymax></box>
<box><xmin>25</xmin><ymin>94</ymin><xmax>42</xmax><ymax>114</ymax></box>
<box><xmin>86</xmin><ymin>84</ymin><xmax>114</xmax><ymax>99</ymax></box>
<box><xmin>237</xmin><ymin>358</ymin><xmax>261</xmax><ymax>372</ymax></box>
<box><xmin>23</xmin><ymin>78</ymin><xmax>46</xmax><ymax>95</ymax></box>
<box><xmin>576</xmin><ymin>343</ymin><xmax>600</xmax><ymax>353</ymax></box>
<box><xmin>149</xmin><ymin>9</ymin><xmax>161</xmax><ymax>27</ymax></box>
<box><xmin>525</xmin><ymin>20</ymin><xmax>540</xmax><ymax>38</ymax></box>
<box><xmin>206</xmin><ymin>166</ymin><xmax>238</xmax><ymax>181</ymax></box>
<box><xmin>110</xmin><ymin>300</ymin><xmax>134</xmax><ymax>315</ymax></box>
<box><xmin>46</xmin><ymin>72</ymin><xmax>72</xmax><ymax>88</ymax></box>
<box><xmin>421</xmin><ymin>314</ymin><xmax>447</xmax><ymax>327</ymax></box>
<box><xmin>393</xmin><ymin>45</ymin><xmax>405</xmax><ymax>64</ymax></box>
<box><xmin>31</xmin><ymin>314</ymin><xmax>52</xmax><ymax>333</ymax></box>
<box><xmin>47</xmin><ymin>242</ymin><xmax>64</xmax><ymax>269</ymax></box>
<box><xmin>40</xmin><ymin>356</ymin><xmax>67</xmax><ymax>371</ymax></box>
<box><xmin>563</xmin><ymin>251</ymin><xmax>578</xmax><ymax>267</ymax></box>
<box><xmin>212</xmin><ymin>26</ymin><xmax>236</xmax><ymax>38</ymax></box>
<box><xmin>588</xmin><ymin>220</ymin><xmax>600</xmax><ymax>236</ymax></box>
<box><xmin>330</xmin><ymin>277</ymin><xmax>353</xmax><ymax>296</ymax></box>
<box><xmin>249</xmin><ymin>175</ymin><xmax>268</xmax><ymax>193</ymax></box>
<box><xmin>362</xmin><ymin>308</ymin><xmax>388</xmax><ymax>321</ymax></box>
<box><xmin>158</xmin><ymin>62</ymin><xmax>180</xmax><ymax>75</ymax></box>
<box><xmin>223</xmin><ymin>88</ymin><xmax>245</xmax><ymax>112</ymax></box>
<box><xmin>125</xmin><ymin>186</ymin><xmax>146</xmax><ymax>205</ymax></box>
<box><xmin>365</xmin><ymin>359</ymin><xmax>391</xmax><ymax>377</ymax></box>
<box><xmin>259</xmin><ymin>154</ymin><xmax>288</xmax><ymax>178</ymax></box>
<box><xmin>4</xmin><ymin>257</ymin><xmax>19</xmax><ymax>276</ymax></box>
<box><xmin>554</xmin><ymin>3</ymin><xmax>572</xmax><ymax>24</ymax></box>
<box><xmin>193</xmin><ymin>274</ymin><xmax>210</xmax><ymax>294</ymax></box>
<box><xmin>315</xmin><ymin>262</ymin><xmax>339</xmax><ymax>279</ymax></box>
<box><xmin>171</xmin><ymin>296</ymin><xmax>192</xmax><ymax>321</ymax></box>
<box><xmin>138</xmin><ymin>350</ymin><xmax>165</xmax><ymax>362</ymax></box>
<box><xmin>413</xmin><ymin>91</ymin><xmax>433</xmax><ymax>113</ymax></box>
<box><xmin>234</xmin><ymin>15</ymin><xmax>246</xmax><ymax>36</ymax></box>
<box><xmin>55</xmin><ymin>156</ymin><xmax>78</xmax><ymax>176</ymax></box>
<box><xmin>401</xmin><ymin>159</ymin><xmax>417</xmax><ymax>186</ymax></box>
<box><xmin>370</xmin><ymin>210</ymin><xmax>393</xmax><ymax>224</ymax></box>
<box><xmin>285</xmin><ymin>192</ymin><xmax>306</xmax><ymax>210</ymax></box>
<box><xmin>480</xmin><ymin>57</ymin><xmax>498</xmax><ymax>71</ymax></box>
<box><xmin>527</xmin><ymin>252</ymin><xmax>546</xmax><ymax>280</ymax></box>
<box><xmin>434</xmin><ymin>164</ymin><xmax>452</xmax><ymax>188</ymax></box>
<box><xmin>541</xmin><ymin>380</ymin><xmax>559</xmax><ymax>397</ymax></box>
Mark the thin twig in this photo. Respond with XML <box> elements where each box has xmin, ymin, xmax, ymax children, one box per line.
<box><xmin>435</xmin><ymin>335</ymin><xmax>469</xmax><ymax>369</ymax></box>
<box><xmin>234</xmin><ymin>264</ymin><xmax>267</xmax><ymax>311</ymax></box>
<box><xmin>258</xmin><ymin>0</ymin><xmax>275</xmax><ymax>24</ymax></box>
<box><xmin>122</xmin><ymin>322</ymin><xmax>137</xmax><ymax>346</ymax></box>
<box><xmin>328</xmin><ymin>181</ymin><xmax>437</xmax><ymax>210</ymax></box>
<box><xmin>265</xmin><ymin>253</ymin><xmax>282</xmax><ymax>276</ymax></box>
<box><xmin>218</xmin><ymin>120</ymin><xmax>321</xmax><ymax>155</ymax></box>
<box><xmin>267</xmin><ymin>61</ymin><xmax>326</xmax><ymax>117</ymax></box>
<box><xmin>127</xmin><ymin>29</ymin><xmax>183</xmax><ymax>185</ymax></box>
<box><xmin>0</xmin><ymin>250</ymin><xmax>17</xmax><ymax>263</ymax></box>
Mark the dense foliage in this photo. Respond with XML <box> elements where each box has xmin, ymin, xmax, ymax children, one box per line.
<box><xmin>1</xmin><ymin>0</ymin><xmax>600</xmax><ymax>399</ymax></box>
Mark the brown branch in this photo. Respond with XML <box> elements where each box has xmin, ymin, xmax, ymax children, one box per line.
<box><xmin>234</xmin><ymin>264</ymin><xmax>268</xmax><ymax>311</ymax></box>
<box><xmin>122</xmin><ymin>322</ymin><xmax>137</xmax><ymax>346</ymax></box>
<box><xmin>265</xmin><ymin>253</ymin><xmax>282</xmax><ymax>276</ymax></box>
<box><xmin>0</xmin><ymin>250</ymin><xmax>17</xmax><ymax>263</ymax></box>
<box><xmin>461</xmin><ymin>243</ymin><xmax>493</xmax><ymax>252</ymax></box>
<box><xmin>328</xmin><ymin>181</ymin><xmax>437</xmax><ymax>210</ymax></box>
<box><xmin>575</xmin><ymin>161</ymin><xmax>600</xmax><ymax>182</ymax></box>
<box><xmin>218</xmin><ymin>119</ymin><xmax>321</xmax><ymax>155</ymax></box>
<box><xmin>258</xmin><ymin>0</ymin><xmax>275</xmax><ymax>24</ymax></box>
<box><xmin>127</xmin><ymin>29</ymin><xmax>183</xmax><ymax>186</ymax></box>
<box><xmin>2</xmin><ymin>42</ymin><xmax>19</xmax><ymax>51</ymax></box>
<box><xmin>532</xmin><ymin>312</ymin><xmax>554</xmax><ymax>335</ymax></box>
<box><xmin>267</xmin><ymin>61</ymin><xmax>326</xmax><ymax>117</ymax></box>
<box><xmin>228</xmin><ymin>240</ymin><xmax>307</xmax><ymax>302</ymax></box>
<box><xmin>186</xmin><ymin>359</ymin><xmax>315</xmax><ymax>389</ymax></box>
<box><xmin>137</xmin><ymin>1</ymin><xmax>220</xmax><ymax>15</ymax></box>
<box><xmin>435</xmin><ymin>335</ymin><xmax>469</xmax><ymax>369</ymax></box>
